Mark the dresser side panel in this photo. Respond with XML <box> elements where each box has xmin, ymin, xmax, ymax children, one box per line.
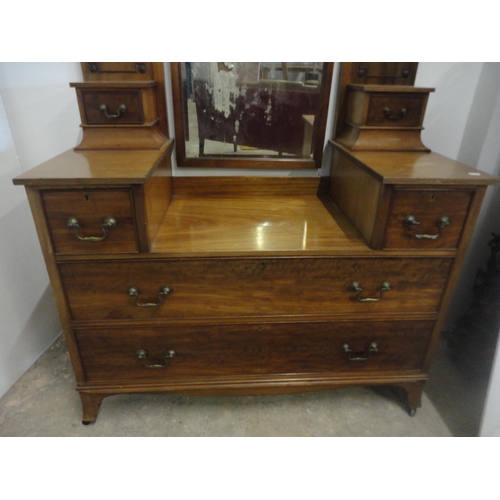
<box><xmin>329</xmin><ymin>148</ymin><xmax>381</xmax><ymax>245</ymax></box>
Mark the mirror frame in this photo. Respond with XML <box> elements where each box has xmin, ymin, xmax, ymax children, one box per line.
<box><xmin>170</xmin><ymin>62</ymin><xmax>334</xmax><ymax>169</ymax></box>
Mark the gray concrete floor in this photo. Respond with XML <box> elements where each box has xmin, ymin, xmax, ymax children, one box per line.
<box><xmin>0</xmin><ymin>334</ymin><xmax>488</xmax><ymax>436</ymax></box>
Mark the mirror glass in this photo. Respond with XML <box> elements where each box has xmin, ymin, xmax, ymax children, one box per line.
<box><xmin>172</xmin><ymin>62</ymin><xmax>332</xmax><ymax>168</ymax></box>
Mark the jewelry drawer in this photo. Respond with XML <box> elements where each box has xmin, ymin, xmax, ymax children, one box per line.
<box><xmin>70</xmin><ymin>82</ymin><xmax>158</xmax><ymax>126</ymax></box>
<box><xmin>75</xmin><ymin>320</ymin><xmax>434</xmax><ymax>383</ymax></box>
<box><xmin>384</xmin><ymin>188</ymin><xmax>473</xmax><ymax>249</ymax></box>
<box><xmin>42</xmin><ymin>189</ymin><xmax>139</xmax><ymax>254</ymax></box>
<box><xmin>59</xmin><ymin>257</ymin><xmax>453</xmax><ymax>322</ymax></box>
<box><xmin>82</xmin><ymin>90</ymin><xmax>148</xmax><ymax>125</ymax></box>
<box><xmin>346</xmin><ymin>85</ymin><xmax>432</xmax><ymax>128</ymax></box>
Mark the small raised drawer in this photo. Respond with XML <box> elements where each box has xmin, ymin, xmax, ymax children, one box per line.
<box><xmin>70</xmin><ymin>82</ymin><xmax>158</xmax><ymax>126</ymax></box>
<box><xmin>75</xmin><ymin>320</ymin><xmax>433</xmax><ymax>383</ymax></box>
<box><xmin>59</xmin><ymin>257</ymin><xmax>453</xmax><ymax>322</ymax></box>
<box><xmin>384</xmin><ymin>188</ymin><xmax>473</xmax><ymax>249</ymax></box>
<box><xmin>42</xmin><ymin>189</ymin><xmax>139</xmax><ymax>254</ymax></box>
<box><xmin>81</xmin><ymin>90</ymin><xmax>145</xmax><ymax>125</ymax></box>
<box><xmin>346</xmin><ymin>84</ymin><xmax>433</xmax><ymax>129</ymax></box>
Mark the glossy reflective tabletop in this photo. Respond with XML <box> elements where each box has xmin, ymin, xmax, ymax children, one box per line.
<box><xmin>152</xmin><ymin>195</ymin><xmax>373</xmax><ymax>256</ymax></box>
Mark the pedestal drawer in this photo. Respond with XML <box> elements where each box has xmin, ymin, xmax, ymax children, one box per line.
<box><xmin>42</xmin><ymin>189</ymin><xmax>139</xmax><ymax>254</ymax></box>
<box><xmin>75</xmin><ymin>320</ymin><xmax>434</xmax><ymax>383</ymax></box>
<box><xmin>384</xmin><ymin>189</ymin><xmax>473</xmax><ymax>249</ymax></box>
<box><xmin>60</xmin><ymin>257</ymin><xmax>453</xmax><ymax>321</ymax></box>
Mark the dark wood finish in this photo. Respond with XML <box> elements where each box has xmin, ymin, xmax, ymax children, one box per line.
<box><xmin>328</xmin><ymin>142</ymin><xmax>499</xmax><ymax>249</ymax></box>
<box><xmin>79</xmin><ymin>392</ymin><xmax>106</xmax><ymax>424</ymax></box>
<box><xmin>13</xmin><ymin>143</ymin><xmax>173</xmax><ymax>186</ymax></box>
<box><xmin>172</xmin><ymin>176</ymin><xmax>320</xmax><ymax>197</ymax></box>
<box><xmin>13</xmin><ymin>62</ymin><xmax>500</xmax><ymax>424</ymax></box>
<box><xmin>335</xmin><ymin>85</ymin><xmax>434</xmax><ymax>152</ymax></box>
<box><xmin>59</xmin><ymin>257</ymin><xmax>453</xmax><ymax>322</ymax></box>
<box><xmin>345</xmin><ymin>85</ymin><xmax>432</xmax><ymax>128</ymax></box>
<box><xmin>75</xmin><ymin>124</ymin><xmax>168</xmax><ymax>151</ymax></box>
<box><xmin>170</xmin><ymin>62</ymin><xmax>334</xmax><ymax>169</ymax></box>
<box><xmin>351</xmin><ymin>63</ymin><xmax>419</xmax><ymax>86</ymax></box>
<box><xmin>143</xmin><ymin>156</ymin><xmax>173</xmax><ymax>247</ymax></box>
<box><xmin>81</xmin><ymin>62</ymin><xmax>154</xmax><ymax>81</ymax></box>
<box><xmin>384</xmin><ymin>188</ymin><xmax>473</xmax><ymax>249</ymax></box>
<box><xmin>24</xmin><ymin>187</ymin><xmax>87</xmax><ymax>383</ymax></box>
<box><xmin>75</xmin><ymin>320</ymin><xmax>434</xmax><ymax>383</ymax></box>
<box><xmin>42</xmin><ymin>189</ymin><xmax>139</xmax><ymax>254</ymax></box>
<box><xmin>72</xmin><ymin>64</ymin><xmax>169</xmax><ymax>150</ymax></box>
<box><xmin>152</xmin><ymin>63</ymin><xmax>169</xmax><ymax>138</ymax></box>
<box><xmin>334</xmin><ymin>63</ymin><xmax>419</xmax><ymax>140</ymax></box>
<box><xmin>71</xmin><ymin>81</ymin><xmax>158</xmax><ymax>126</ymax></box>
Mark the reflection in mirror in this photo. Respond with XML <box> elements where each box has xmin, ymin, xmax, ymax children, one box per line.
<box><xmin>171</xmin><ymin>63</ymin><xmax>333</xmax><ymax>168</ymax></box>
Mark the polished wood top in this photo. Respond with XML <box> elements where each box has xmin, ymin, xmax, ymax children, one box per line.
<box><xmin>151</xmin><ymin>194</ymin><xmax>368</xmax><ymax>255</ymax></box>
<box><xmin>331</xmin><ymin>141</ymin><xmax>500</xmax><ymax>185</ymax></box>
<box><xmin>149</xmin><ymin>192</ymin><xmax>455</xmax><ymax>258</ymax></box>
<box><xmin>13</xmin><ymin>140</ymin><xmax>173</xmax><ymax>186</ymax></box>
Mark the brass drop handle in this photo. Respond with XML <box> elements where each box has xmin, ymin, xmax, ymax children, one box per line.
<box><xmin>127</xmin><ymin>286</ymin><xmax>172</xmax><ymax>307</ymax></box>
<box><xmin>136</xmin><ymin>349</ymin><xmax>176</xmax><ymax>368</ymax></box>
<box><xmin>383</xmin><ymin>107</ymin><xmax>407</xmax><ymax>120</ymax></box>
<box><xmin>100</xmin><ymin>103</ymin><xmax>126</xmax><ymax>118</ymax></box>
<box><xmin>403</xmin><ymin>215</ymin><xmax>450</xmax><ymax>240</ymax></box>
<box><xmin>66</xmin><ymin>216</ymin><xmax>117</xmax><ymax>242</ymax></box>
<box><xmin>349</xmin><ymin>282</ymin><xmax>390</xmax><ymax>302</ymax></box>
<box><xmin>342</xmin><ymin>342</ymin><xmax>378</xmax><ymax>361</ymax></box>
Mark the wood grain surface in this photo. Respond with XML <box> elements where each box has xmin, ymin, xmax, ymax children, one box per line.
<box><xmin>75</xmin><ymin>320</ymin><xmax>434</xmax><ymax>383</ymax></box>
<box><xmin>59</xmin><ymin>257</ymin><xmax>452</xmax><ymax>322</ymax></box>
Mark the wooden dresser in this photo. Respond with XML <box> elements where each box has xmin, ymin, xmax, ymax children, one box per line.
<box><xmin>12</xmin><ymin>62</ymin><xmax>500</xmax><ymax>424</ymax></box>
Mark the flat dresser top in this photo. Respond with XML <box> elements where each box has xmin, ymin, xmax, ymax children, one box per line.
<box><xmin>331</xmin><ymin>141</ymin><xmax>500</xmax><ymax>186</ymax></box>
<box><xmin>13</xmin><ymin>140</ymin><xmax>173</xmax><ymax>186</ymax></box>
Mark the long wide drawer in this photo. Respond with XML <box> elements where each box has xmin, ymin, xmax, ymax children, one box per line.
<box><xmin>75</xmin><ymin>320</ymin><xmax>433</xmax><ymax>383</ymax></box>
<box><xmin>59</xmin><ymin>258</ymin><xmax>453</xmax><ymax>321</ymax></box>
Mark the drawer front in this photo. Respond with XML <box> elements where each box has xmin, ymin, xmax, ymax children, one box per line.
<box><xmin>366</xmin><ymin>93</ymin><xmax>426</xmax><ymax>127</ymax></box>
<box><xmin>75</xmin><ymin>320</ymin><xmax>433</xmax><ymax>383</ymax></box>
<box><xmin>60</xmin><ymin>258</ymin><xmax>453</xmax><ymax>322</ymax></box>
<box><xmin>42</xmin><ymin>189</ymin><xmax>139</xmax><ymax>254</ymax></box>
<box><xmin>384</xmin><ymin>189</ymin><xmax>473</xmax><ymax>249</ymax></box>
<box><xmin>81</xmin><ymin>90</ymin><xmax>144</xmax><ymax>124</ymax></box>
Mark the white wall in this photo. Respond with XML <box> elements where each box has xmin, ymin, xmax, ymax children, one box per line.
<box><xmin>416</xmin><ymin>63</ymin><xmax>500</xmax><ymax>329</ymax></box>
<box><xmin>0</xmin><ymin>62</ymin><xmax>82</xmax><ymax>398</ymax></box>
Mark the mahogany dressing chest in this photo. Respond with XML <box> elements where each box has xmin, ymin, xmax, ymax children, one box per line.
<box><xmin>13</xmin><ymin>62</ymin><xmax>499</xmax><ymax>423</ymax></box>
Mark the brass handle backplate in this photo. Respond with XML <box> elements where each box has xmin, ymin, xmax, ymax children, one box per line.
<box><xmin>403</xmin><ymin>215</ymin><xmax>450</xmax><ymax>240</ymax></box>
<box><xmin>100</xmin><ymin>103</ymin><xmax>126</xmax><ymax>118</ymax></box>
<box><xmin>348</xmin><ymin>282</ymin><xmax>391</xmax><ymax>302</ymax></box>
<box><xmin>66</xmin><ymin>216</ymin><xmax>116</xmax><ymax>242</ymax></box>
<box><xmin>383</xmin><ymin>107</ymin><xmax>407</xmax><ymax>120</ymax></box>
<box><xmin>127</xmin><ymin>286</ymin><xmax>172</xmax><ymax>307</ymax></box>
<box><xmin>136</xmin><ymin>349</ymin><xmax>176</xmax><ymax>368</ymax></box>
<box><xmin>342</xmin><ymin>342</ymin><xmax>378</xmax><ymax>361</ymax></box>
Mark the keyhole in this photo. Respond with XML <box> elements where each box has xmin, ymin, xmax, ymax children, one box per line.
<box><xmin>260</xmin><ymin>262</ymin><xmax>266</xmax><ymax>269</ymax></box>
<box><xmin>430</xmin><ymin>194</ymin><xmax>436</xmax><ymax>202</ymax></box>
<box><xmin>84</xmin><ymin>194</ymin><xmax>89</xmax><ymax>202</ymax></box>
<box><xmin>258</xmin><ymin>326</ymin><xmax>263</xmax><ymax>332</ymax></box>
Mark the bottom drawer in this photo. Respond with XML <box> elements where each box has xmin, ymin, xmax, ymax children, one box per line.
<box><xmin>75</xmin><ymin>320</ymin><xmax>434</xmax><ymax>383</ymax></box>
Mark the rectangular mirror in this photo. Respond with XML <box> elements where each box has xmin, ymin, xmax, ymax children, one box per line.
<box><xmin>171</xmin><ymin>62</ymin><xmax>334</xmax><ymax>168</ymax></box>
